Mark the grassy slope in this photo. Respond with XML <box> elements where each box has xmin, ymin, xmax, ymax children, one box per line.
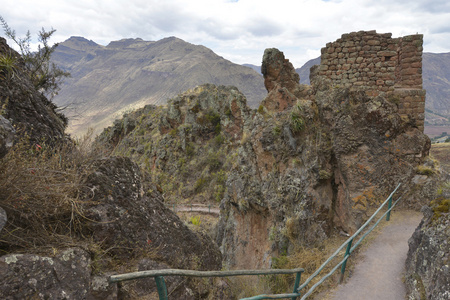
<box><xmin>430</xmin><ymin>142</ymin><xmax>450</xmax><ymax>173</ymax></box>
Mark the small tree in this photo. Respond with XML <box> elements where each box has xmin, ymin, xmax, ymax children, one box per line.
<box><xmin>0</xmin><ymin>16</ymin><xmax>70</xmax><ymax>100</ymax></box>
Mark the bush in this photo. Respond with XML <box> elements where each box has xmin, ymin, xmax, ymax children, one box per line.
<box><xmin>189</xmin><ymin>215</ymin><xmax>202</xmax><ymax>226</ymax></box>
<box><xmin>0</xmin><ymin>51</ymin><xmax>18</xmax><ymax>81</ymax></box>
<box><xmin>290</xmin><ymin>104</ymin><xmax>305</xmax><ymax>133</ymax></box>
<box><xmin>416</xmin><ymin>165</ymin><xmax>434</xmax><ymax>176</ymax></box>
<box><xmin>194</xmin><ymin>176</ymin><xmax>209</xmax><ymax>193</ymax></box>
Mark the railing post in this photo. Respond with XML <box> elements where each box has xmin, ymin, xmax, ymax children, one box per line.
<box><xmin>190</xmin><ymin>204</ymin><xmax>192</xmax><ymax>211</ymax></box>
<box><xmin>209</xmin><ymin>205</ymin><xmax>211</xmax><ymax>213</ymax></box>
<box><xmin>386</xmin><ymin>195</ymin><xmax>393</xmax><ymax>221</ymax></box>
<box><xmin>339</xmin><ymin>238</ymin><xmax>353</xmax><ymax>284</ymax></box>
<box><xmin>292</xmin><ymin>271</ymin><xmax>302</xmax><ymax>300</ymax></box>
<box><xmin>155</xmin><ymin>276</ymin><xmax>168</xmax><ymax>300</ymax></box>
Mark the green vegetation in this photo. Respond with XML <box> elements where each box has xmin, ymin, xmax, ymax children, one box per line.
<box><xmin>416</xmin><ymin>165</ymin><xmax>435</xmax><ymax>176</ymax></box>
<box><xmin>319</xmin><ymin>170</ymin><xmax>332</xmax><ymax>180</ymax></box>
<box><xmin>290</xmin><ymin>103</ymin><xmax>305</xmax><ymax>133</ymax></box>
<box><xmin>0</xmin><ymin>51</ymin><xmax>18</xmax><ymax>81</ymax></box>
<box><xmin>272</xmin><ymin>125</ymin><xmax>281</xmax><ymax>136</ymax></box>
<box><xmin>257</xmin><ymin>104</ymin><xmax>265</xmax><ymax>114</ymax></box>
<box><xmin>189</xmin><ymin>215</ymin><xmax>202</xmax><ymax>226</ymax></box>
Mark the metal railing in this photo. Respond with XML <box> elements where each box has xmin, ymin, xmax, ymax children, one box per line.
<box><xmin>109</xmin><ymin>268</ymin><xmax>305</xmax><ymax>300</ymax></box>
<box><xmin>294</xmin><ymin>183</ymin><xmax>401</xmax><ymax>299</ymax></box>
<box><xmin>109</xmin><ymin>184</ymin><xmax>401</xmax><ymax>300</ymax></box>
<box><xmin>167</xmin><ymin>202</ymin><xmax>219</xmax><ymax>214</ymax></box>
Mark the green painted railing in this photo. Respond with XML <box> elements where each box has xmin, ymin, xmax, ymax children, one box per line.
<box><xmin>109</xmin><ymin>184</ymin><xmax>401</xmax><ymax>299</ymax></box>
<box><xmin>294</xmin><ymin>183</ymin><xmax>402</xmax><ymax>299</ymax></box>
<box><xmin>109</xmin><ymin>268</ymin><xmax>305</xmax><ymax>300</ymax></box>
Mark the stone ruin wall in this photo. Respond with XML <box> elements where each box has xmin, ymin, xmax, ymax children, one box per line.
<box><xmin>318</xmin><ymin>30</ymin><xmax>425</xmax><ymax>131</ymax></box>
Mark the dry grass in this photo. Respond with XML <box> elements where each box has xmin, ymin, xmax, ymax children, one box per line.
<box><xmin>0</xmin><ymin>129</ymin><xmax>106</xmax><ymax>255</ymax></box>
<box><xmin>430</xmin><ymin>142</ymin><xmax>450</xmax><ymax>173</ymax></box>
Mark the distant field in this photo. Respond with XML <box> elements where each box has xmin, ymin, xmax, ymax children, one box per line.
<box><xmin>430</xmin><ymin>142</ymin><xmax>450</xmax><ymax>173</ymax></box>
<box><xmin>424</xmin><ymin>125</ymin><xmax>450</xmax><ymax>138</ymax></box>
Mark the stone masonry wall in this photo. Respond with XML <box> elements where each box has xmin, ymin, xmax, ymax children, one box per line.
<box><xmin>318</xmin><ymin>30</ymin><xmax>425</xmax><ymax>131</ymax></box>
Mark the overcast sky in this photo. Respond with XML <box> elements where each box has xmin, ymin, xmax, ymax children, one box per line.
<box><xmin>2</xmin><ymin>0</ymin><xmax>450</xmax><ymax>68</ymax></box>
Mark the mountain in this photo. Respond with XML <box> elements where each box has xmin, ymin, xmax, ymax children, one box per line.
<box><xmin>296</xmin><ymin>57</ymin><xmax>321</xmax><ymax>84</ymax></box>
<box><xmin>242</xmin><ymin>63</ymin><xmax>262</xmax><ymax>74</ymax></box>
<box><xmin>422</xmin><ymin>52</ymin><xmax>450</xmax><ymax>125</ymax></box>
<box><xmin>52</xmin><ymin>36</ymin><xmax>266</xmax><ymax>136</ymax></box>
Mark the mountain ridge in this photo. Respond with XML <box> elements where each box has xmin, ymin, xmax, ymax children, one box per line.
<box><xmin>52</xmin><ymin>36</ymin><xmax>450</xmax><ymax>136</ymax></box>
<box><xmin>52</xmin><ymin>36</ymin><xmax>267</xmax><ymax>136</ymax></box>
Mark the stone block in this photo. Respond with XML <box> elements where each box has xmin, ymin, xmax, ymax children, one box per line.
<box><xmin>401</xmin><ymin>68</ymin><xmax>418</xmax><ymax>76</ymax></box>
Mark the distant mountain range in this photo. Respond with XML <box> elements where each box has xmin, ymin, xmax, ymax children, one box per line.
<box><xmin>52</xmin><ymin>36</ymin><xmax>266</xmax><ymax>136</ymax></box>
<box><xmin>52</xmin><ymin>36</ymin><xmax>450</xmax><ymax>136</ymax></box>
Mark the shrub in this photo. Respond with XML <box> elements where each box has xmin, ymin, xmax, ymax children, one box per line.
<box><xmin>290</xmin><ymin>104</ymin><xmax>305</xmax><ymax>133</ymax></box>
<box><xmin>416</xmin><ymin>165</ymin><xmax>434</xmax><ymax>176</ymax></box>
<box><xmin>189</xmin><ymin>215</ymin><xmax>202</xmax><ymax>226</ymax></box>
<box><xmin>0</xmin><ymin>51</ymin><xmax>18</xmax><ymax>81</ymax></box>
<box><xmin>207</xmin><ymin>151</ymin><xmax>223</xmax><ymax>171</ymax></box>
<box><xmin>194</xmin><ymin>176</ymin><xmax>208</xmax><ymax>192</ymax></box>
<box><xmin>272</xmin><ymin>125</ymin><xmax>281</xmax><ymax>136</ymax></box>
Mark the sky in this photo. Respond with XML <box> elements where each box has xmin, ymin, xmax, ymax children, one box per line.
<box><xmin>1</xmin><ymin>0</ymin><xmax>450</xmax><ymax>68</ymax></box>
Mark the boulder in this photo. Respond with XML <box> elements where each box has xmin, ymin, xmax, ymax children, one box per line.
<box><xmin>0</xmin><ymin>248</ymin><xmax>91</xmax><ymax>300</ymax></box>
<box><xmin>0</xmin><ymin>38</ymin><xmax>66</xmax><ymax>145</ymax></box>
<box><xmin>82</xmin><ymin>156</ymin><xmax>222</xmax><ymax>270</ymax></box>
<box><xmin>0</xmin><ymin>116</ymin><xmax>15</xmax><ymax>159</ymax></box>
<box><xmin>405</xmin><ymin>207</ymin><xmax>450</xmax><ymax>300</ymax></box>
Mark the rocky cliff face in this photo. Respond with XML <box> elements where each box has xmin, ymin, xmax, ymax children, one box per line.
<box><xmin>215</xmin><ymin>46</ymin><xmax>432</xmax><ymax>268</ymax></box>
<box><xmin>405</xmin><ymin>197</ymin><xmax>450</xmax><ymax>300</ymax></box>
<box><xmin>97</xmin><ymin>83</ymin><xmax>253</xmax><ymax>207</ymax></box>
<box><xmin>102</xmin><ymin>47</ymin><xmax>434</xmax><ymax>272</ymax></box>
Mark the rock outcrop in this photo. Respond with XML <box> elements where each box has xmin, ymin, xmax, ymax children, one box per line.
<box><xmin>0</xmin><ymin>248</ymin><xmax>92</xmax><ymax>300</ymax></box>
<box><xmin>97</xmin><ymin>84</ymin><xmax>254</xmax><ymax>206</ymax></box>
<box><xmin>95</xmin><ymin>31</ymin><xmax>435</xmax><ymax>286</ymax></box>
<box><xmin>405</xmin><ymin>200</ymin><xmax>450</xmax><ymax>300</ymax></box>
<box><xmin>82</xmin><ymin>156</ymin><xmax>222</xmax><ymax>271</ymax></box>
<box><xmin>260</xmin><ymin>48</ymin><xmax>312</xmax><ymax>112</ymax></box>
<box><xmin>0</xmin><ymin>37</ymin><xmax>66</xmax><ymax>145</ymax></box>
<box><xmin>215</xmin><ymin>41</ymin><xmax>432</xmax><ymax>268</ymax></box>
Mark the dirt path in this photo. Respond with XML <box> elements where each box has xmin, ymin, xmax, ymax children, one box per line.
<box><xmin>321</xmin><ymin>210</ymin><xmax>422</xmax><ymax>300</ymax></box>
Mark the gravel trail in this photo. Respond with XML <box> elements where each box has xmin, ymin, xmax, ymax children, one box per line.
<box><xmin>323</xmin><ymin>210</ymin><xmax>422</xmax><ymax>300</ymax></box>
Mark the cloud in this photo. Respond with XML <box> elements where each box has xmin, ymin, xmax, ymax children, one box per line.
<box><xmin>1</xmin><ymin>0</ymin><xmax>449</xmax><ymax>67</ymax></box>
